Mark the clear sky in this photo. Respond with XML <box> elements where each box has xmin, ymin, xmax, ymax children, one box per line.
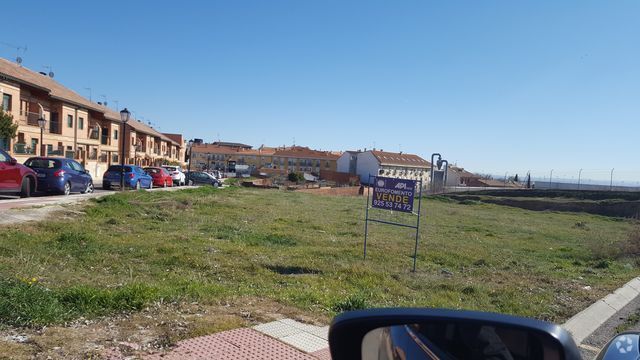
<box><xmin>1</xmin><ymin>1</ymin><xmax>638</xmax><ymax>182</ymax></box>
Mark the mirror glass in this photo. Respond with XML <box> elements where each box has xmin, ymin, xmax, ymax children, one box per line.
<box><xmin>362</xmin><ymin>321</ymin><xmax>563</xmax><ymax>360</ymax></box>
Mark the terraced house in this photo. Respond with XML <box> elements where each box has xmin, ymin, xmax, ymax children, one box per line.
<box><xmin>0</xmin><ymin>58</ymin><xmax>185</xmax><ymax>178</ymax></box>
<box><xmin>191</xmin><ymin>142</ymin><xmax>340</xmax><ymax>176</ymax></box>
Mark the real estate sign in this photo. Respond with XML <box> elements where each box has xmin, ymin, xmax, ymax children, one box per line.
<box><xmin>371</xmin><ymin>176</ymin><xmax>416</xmax><ymax>213</ymax></box>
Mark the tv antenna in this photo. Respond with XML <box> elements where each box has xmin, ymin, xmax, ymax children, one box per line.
<box><xmin>100</xmin><ymin>94</ymin><xmax>107</xmax><ymax>106</ymax></box>
<box><xmin>84</xmin><ymin>87</ymin><xmax>92</xmax><ymax>101</ymax></box>
<box><xmin>0</xmin><ymin>42</ymin><xmax>27</xmax><ymax>65</ymax></box>
<box><xmin>43</xmin><ymin>65</ymin><xmax>54</xmax><ymax>78</ymax></box>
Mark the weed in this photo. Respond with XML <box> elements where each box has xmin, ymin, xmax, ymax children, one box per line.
<box><xmin>331</xmin><ymin>294</ymin><xmax>368</xmax><ymax>312</ymax></box>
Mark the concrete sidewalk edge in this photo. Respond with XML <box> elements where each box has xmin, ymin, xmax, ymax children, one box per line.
<box><xmin>563</xmin><ymin>277</ymin><xmax>640</xmax><ymax>344</ymax></box>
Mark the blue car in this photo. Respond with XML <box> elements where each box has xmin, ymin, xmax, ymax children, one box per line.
<box><xmin>24</xmin><ymin>157</ymin><xmax>94</xmax><ymax>195</ymax></box>
<box><xmin>102</xmin><ymin>165</ymin><xmax>153</xmax><ymax>190</ymax></box>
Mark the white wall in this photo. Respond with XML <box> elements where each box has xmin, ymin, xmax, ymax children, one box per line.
<box><xmin>355</xmin><ymin>151</ymin><xmax>380</xmax><ymax>185</ymax></box>
<box><xmin>336</xmin><ymin>153</ymin><xmax>351</xmax><ymax>173</ymax></box>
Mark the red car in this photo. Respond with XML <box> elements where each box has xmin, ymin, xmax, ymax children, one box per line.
<box><xmin>144</xmin><ymin>167</ymin><xmax>174</xmax><ymax>188</ymax></box>
<box><xmin>0</xmin><ymin>148</ymin><xmax>37</xmax><ymax>197</ymax></box>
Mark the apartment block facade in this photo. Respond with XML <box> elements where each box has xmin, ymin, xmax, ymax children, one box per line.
<box><xmin>0</xmin><ymin>58</ymin><xmax>184</xmax><ymax>178</ymax></box>
<box><xmin>191</xmin><ymin>143</ymin><xmax>340</xmax><ymax>176</ymax></box>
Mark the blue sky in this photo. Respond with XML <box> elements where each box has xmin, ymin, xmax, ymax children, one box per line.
<box><xmin>1</xmin><ymin>1</ymin><xmax>639</xmax><ymax>182</ymax></box>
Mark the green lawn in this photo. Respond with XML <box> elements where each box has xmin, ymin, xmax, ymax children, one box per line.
<box><xmin>0</xmin><ymin>187</ymin><xmax>638</xmax><ymax>328</ymax></box>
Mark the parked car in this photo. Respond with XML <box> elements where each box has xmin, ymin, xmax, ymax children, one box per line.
<box><xmin>24</xmin><ymin>157</ymin><xmax>94</xmax><ymax>195</ymax></box>
<box><xmin>144</xmin><ymin>167</ymin><xmax>173</xmax><ymax>188</ymax></box>
<box><xmin>161</xmin><ymin>165</ymin><xmax>186</xmax><ymax>186</ymax></box>
<box><xmin>0</xmin><ymin>148</ymin><xmax>37</xmax><ymax>197</ymax></box>
<box><xmin>102</xmin><ymin>165</ymin><xmax>153</xmax><ymax>190</ymax></box>
<box><xmin>185</xmin><ymin>171</ymin><xmax>222</xmax><ymax>187</ymax></box>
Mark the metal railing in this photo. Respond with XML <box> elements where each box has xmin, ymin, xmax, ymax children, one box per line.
<box><xmin>47</xmin><ymin>147</ymin><xmax>64</xmax><ymax>156</ymax></box>
<box><xmin>13</xmin><ymin>143</ymin><xmax>35</xmax><ymax>155</ymax></box>
<box><xmin>99</xmin><ymin>153</ymin><xmax>108</xmax><ymax>163</ymax></box>
<box><xmin>88</xmin><ymin>150</ymin><xmax>98</xmax><ymax>160</ymax></box>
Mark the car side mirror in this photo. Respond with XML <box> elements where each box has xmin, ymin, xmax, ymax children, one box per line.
<box><xmin>596</xmin><ymin>332</ymin><xmax>640</xmax><ymax>360</ymax></box>
<box><xmin>328</xmin><ymin>308</ymin><xmax>581</xmax><ymax>360</ymax></box>
<box><xmin>9</xmin><ymin>158</ymin><xmax>17</xmax><ymax>165</ymax></box>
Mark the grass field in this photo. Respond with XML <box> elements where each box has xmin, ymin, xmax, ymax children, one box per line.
<box><xmin>0</xmin><ymin>186</ymin><xmax>638</xmax><ymax>333</ymax></box>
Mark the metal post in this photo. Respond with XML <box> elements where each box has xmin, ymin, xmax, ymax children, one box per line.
<box><xmin>363</xmin><ymin>174</ymin><xmax>372</xmax><ymax>260</ymax></box>
<box><xmin>412</xmin><ymin>180</ymin><xmax>423</xmax><ymax>272</ymax></box>
<box><xmin>120</xmin><ymin>121</ymin><xmax>126</xmax><ymax>190</ymax></box>
<box><xmin>610</xmin><ymin>168</ymin><xmax>614</xmax><ymax>191</ymax></box>
<box><xmin>549</xmin><ymin>169</ymin><xmax>553</xmax><ymax>189</ymax></box>
<box><xmin>186</xmin><ymin>143</ymin><xmax>192</xmax><ymax>185</ymax></box>
<box><xmin>430</xmin><ymin>153</ymin><xmax>441</xmax><ymax>193</ymax></box>
<box><xmin>504</xmin><ymin>172</ymin><xmax>508</xmax><ymax>188</ymax></box>
<box><xmin>39</xmin><ymin>126</ymin><xmax>44</xmax><ymax>156</ymax></box>
<box><xmin>578</xmin><ymin>169</ymin><xmax>583</xmax><ymax>190</ymax></box>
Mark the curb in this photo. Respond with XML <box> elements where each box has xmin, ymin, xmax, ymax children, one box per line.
<box><xmin>563</xmin><ymin>277</ymin><xmax>640</xmax><ymax>344</ymax></box>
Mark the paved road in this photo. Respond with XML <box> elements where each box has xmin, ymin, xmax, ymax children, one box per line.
<box><xmin>579</xmin><ymin>294</ymin><xmax>640</xmax><ymax>359</ymax></box>
<box><xmin>0</xmin><ymin>185</ymin><xmax>201</xmax><ymax>212</ymax></box>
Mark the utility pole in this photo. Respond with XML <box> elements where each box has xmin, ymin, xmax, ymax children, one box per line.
<box><xmin>610</xmin><ymin>168</ymin><xmax>615</xmax><ymax>191</ymax></box>
<box><xmin>578</xmin><ymin>169</ymin><xmax>583</xmax><ymax>190</ymax></box>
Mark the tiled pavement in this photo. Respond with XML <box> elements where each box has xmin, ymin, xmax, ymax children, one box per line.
<box><xmin>106</xmin><ymin>319</ymin><xmax>332</xmax><ymax>359</ymax></box>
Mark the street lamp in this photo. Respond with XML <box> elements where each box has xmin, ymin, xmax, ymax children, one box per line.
<box><xmin>119</xmin><ymin>108</ymin><xmax>130</xmax><ymax>190</ymax></box>
<box><xmin>186</xmin><ymin>139</ymin><xmax>194</xmax><ymax>185</ymax></box>
<box><xmin>610</xmin><ymin>168</ymin><xmax>615</xmax><ymax>191</ymax></box>
<box><xmin>37</xmin><ymin>116</ymin><xmax>46</xmax><ymax>156</ymax></box>
<box><xmin>577</xmin><ymin>169</ymin><xmax>583</xmax><ymax>190</ymax></box>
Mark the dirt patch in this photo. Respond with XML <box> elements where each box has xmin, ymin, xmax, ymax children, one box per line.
<box><xmin>0</xmin><ymin>297</ymin><xmax>328</xmax><ymax>359</ymax></box>
<box><xmin>297</xmin><ymin>186</ymin><xmax>365</xmax><ymax>196</ymax></box>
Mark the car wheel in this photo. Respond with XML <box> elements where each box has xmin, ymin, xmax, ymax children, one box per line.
<box><xmin>148</xmin><ymin>181</ymin><xmax>153</xmax><ymax>190</ymax></box>
<box><xmin>136</xmin><ymin>181</ymin><xmax>141</xmax><ymax>190</ymax></box>
<box><xmin>63</xmin><ymin>182</ymin><xmax>71</xmax><ymax>196</ymax></box>
<box><xmin>19</xmin><ymin>178</ymin><xmax>32</xmax><ymax>198</ymax></box>
<box><xmin>81</xmin><ymin>181</ymin><xmax>94</xmax><ymax>194</ymax></box>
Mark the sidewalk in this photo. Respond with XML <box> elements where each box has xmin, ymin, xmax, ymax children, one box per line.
<box><xmin>105</xmin><ymin>319</ymin><xmax>332</xmax><ymax>360</ymax></box>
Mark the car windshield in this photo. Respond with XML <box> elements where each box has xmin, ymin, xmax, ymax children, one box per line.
<box><xmin>2</xmin><ymin>2</ymin><xmax>639</xmax><ymax>359</ymax></box>
<box><xmin>107</xmin><ymin>165</ymin><xmax>132</xmax><ymax>172</ymax></box>
<box><xmin>25</xmin><ymin>159</ymin><xmax>61</xmax><ymax>169</ymax></box>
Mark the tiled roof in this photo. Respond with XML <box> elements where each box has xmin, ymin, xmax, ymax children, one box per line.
<box><xmin>0</xmin><ymin>58</ymin><xmax>102</xmax><ymax>112</ymax></box>
<box><xmin>370</xmin><ymin>150</ymin><xmax>430</xmax><ymax>168</ymax></box>
<box><xmin>192</xmin><ymin>144</ymin><xmax>276</xmax><ymax>156</ymax></box>
<box><xmin>212</xmin><ymin>141</ymin><xmax>252</xmax><ymax>148</ymax></box>
<box><xmin>0</xmin><ymin>58</ymin><xmax>181</xmax><ymax>147</ymax></box>
<box><xmin>450</xmin><ymin>166</ymin><xmax>480</xmax><ymax>178</ymax></box>
<box><xmin>273</xmin><ymin>146</ymin><xmax>340</xmax><ymax>160</ymax></box>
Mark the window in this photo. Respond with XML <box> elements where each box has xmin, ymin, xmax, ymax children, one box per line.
<box><xmin>114</xmin><ymin>129</ymin><xmax>119</xmax><ymax>140</ymax></box>
<box><xmin>2</xmin><ymin>94</ymin><xmax>11</xmax><ymax>111</ymax></box>
<box><xmin>0</xmin><ymin>149</ymin><xmax>8</xmax><ymax>162</ymax></box>
<box><xmin>79</xmin><ymin>117</ymin><xmax>84</xmax><ymax>130</ymax></box>
<box><xmin>67</xmin><ymin>115</ymin><xmax>73</xmax><ymax>128</ymax></box>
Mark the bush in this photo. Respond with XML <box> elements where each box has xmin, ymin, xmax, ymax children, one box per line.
<box><xmin>331</xmin><ymin>294</ymin><xmax>368</xmax><ymax>313</ymax></box>
<box><xmin>288</xmin><ymin>172</ymin><xmax>304</xmax><ymax>183</ymax></box>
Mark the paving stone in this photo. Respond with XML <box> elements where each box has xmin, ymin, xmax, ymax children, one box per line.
<box><xmin>280</xmin><ymin>332</ymin><xmax>329</xmax><ymax>353</ymax></box>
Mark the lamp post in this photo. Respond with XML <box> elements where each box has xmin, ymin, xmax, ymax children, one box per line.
<box><xmin>186</xmin><ymin>139</ymin><xmax>194</xmax><ymax>185</ymax></box>
<box><xmin>610</xmin><ymin>168</ymin><xmax>615</xmax><ymax>191</ymax></box>
<box><xmin>37</xmin><ymin>116</ymin><xmax>46</xmax><ymax>156</ymax></box>
<box><xmin>119</xmin><ymin>108</ymin><xmax>130</xmax><ymax>190</ymax></box>
<box><xmin>430</xmin><ymin>153</ymin><xmax>441</xmax><ymax>193</ymax></box>
<box><xmin>577</xmin><ymin>169</ymin><xmax>583</xmax><ymax>190</ymax></box>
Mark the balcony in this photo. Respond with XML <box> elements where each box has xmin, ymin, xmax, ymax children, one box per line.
<box><xmin>13</xmin><ymin>143</ymin><xmax>35</xmax><ymax>155</ymax></box>
<box><xmin>49</xmin><ymin>120</ymin><xmax>60</xmax><ymax>134</ymax></box>
<box><xmin>47</xmin><ymin>147</ymin><xmax>64</xmax><ymax>156</ymax></box>
<box><xmin>65</xmin><ymin>151</ymin><xmax>75</xmax><ymax>159</ymax></box>
<box><xmin>99</xmin><ymin>153</ymin><xmax>108</xmax><ymax>163</ymax></box>
<box><xmin>89</xmin><ymin>129</ymin><xmax>100</xmax><ymax>140</ymax></box>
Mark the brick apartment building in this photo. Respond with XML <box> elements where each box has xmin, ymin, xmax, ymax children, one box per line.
<box><xmin>0</xmin><ymin>57</ymin><xmax>185</xmax><ymax>178</ymax></box>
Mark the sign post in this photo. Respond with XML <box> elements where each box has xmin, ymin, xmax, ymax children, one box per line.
<box><xmin>363</xmin><ymin>175</ymin><xmax>423</xmax><ymax>272</ymax></box>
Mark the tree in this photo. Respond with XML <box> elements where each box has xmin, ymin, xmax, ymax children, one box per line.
<box><xmin>288</xmin><ymin>172</ymin><xmax>304</xmax><ymax>183</ymax></box>
<box><xmin>0</xmin><ymin>109</ymin><xmax>18</xmax><ymax>151</ymax></box>
<box><xmin>513</xmin><ymin>174</ymin><xmax>519</xmax><ymax>182</ymax></box>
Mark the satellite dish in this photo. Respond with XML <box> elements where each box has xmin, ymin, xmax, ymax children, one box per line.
<box><xmin>48</xmin><ymin>72</ymin><xmax>54</xmax><ymax>78</ymax></box>
<box><xmin>16</xmin><ymin>57</ymin><xmax>22</xmax><ymax>65</ymax></box>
